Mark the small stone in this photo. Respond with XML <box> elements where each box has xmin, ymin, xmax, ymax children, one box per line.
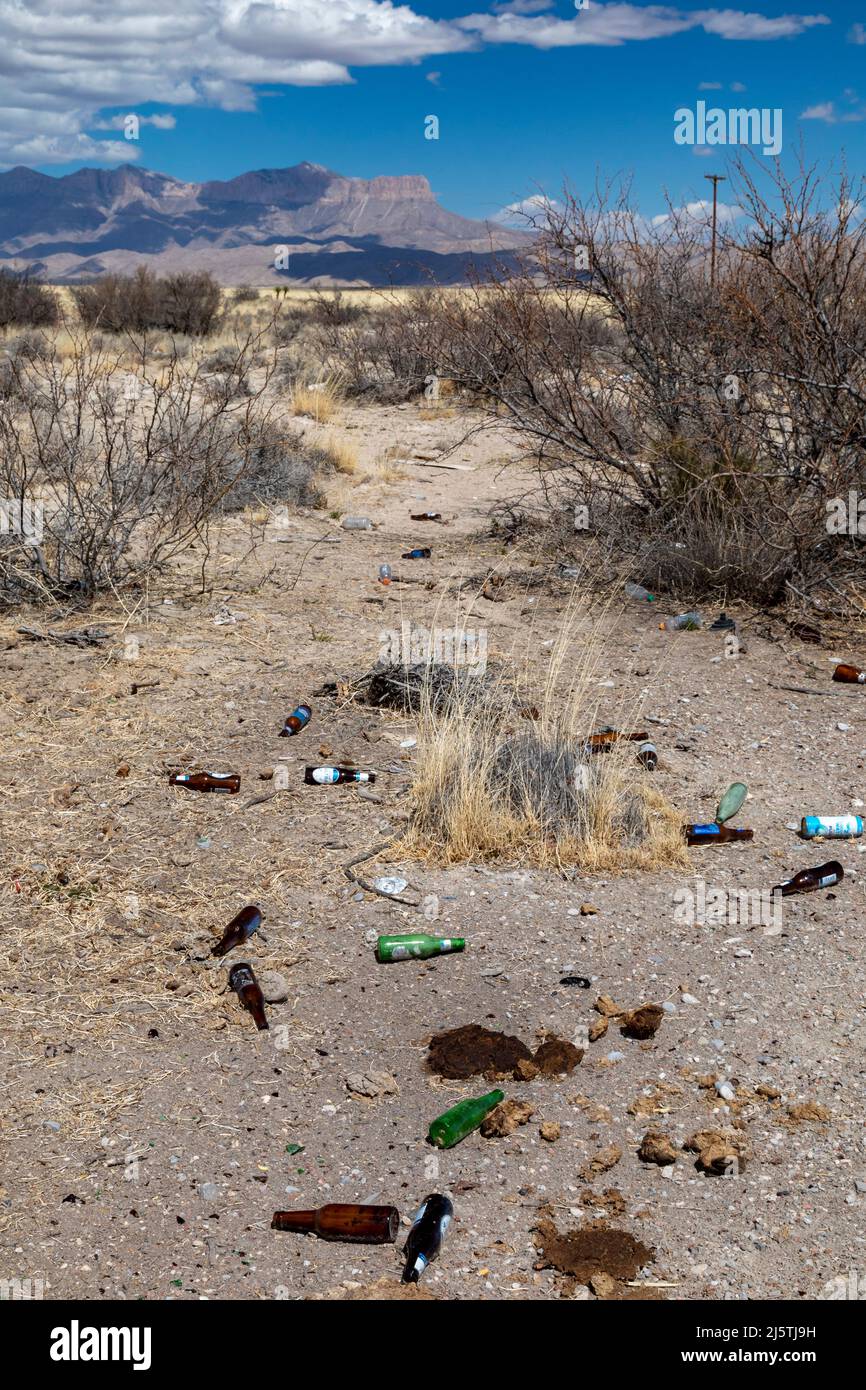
<box><xmin>198</xmin><ymin>1182</ymin><xmax>219</xmax><ymax>1202</ymax></box>
<box><xmin>837</xmin><ymin>722</ymin><xmax>850</xmax><ymax>732</ymax></box>
<box><xmin>715</xmin><ymin>1081</ymin><xmax>736</xmax><ymax>1102</ymax></box>
<box><xmin>733</xmin><ymin>948</ymin><xmax>752</xmax><ymax>958</ymax></box>
<box><xmin>345</xmin><ymin>1070</ymin><xmax>399</xmax><ymax>1100</ymax></box>
<box><xmin>680</xmin><ymin>993</ymin><xmax>699</xmax><ymax>1005</ymax></box>
<box><xmin>589</xmin><ymin>1272</ymin><xmax>617</xmax><ymax>1298</ymax></box>
<box><xmin>258</xmin><ymin>970</ymin><xmax>290</xmax><ymax>1004</ymax></box>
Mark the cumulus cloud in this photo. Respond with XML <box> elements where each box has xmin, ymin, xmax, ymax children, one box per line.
<box><xmin>0</xmin><ymin>1</ymin><xmax>835</xmax><ymax>166</ymax></box>
<box><xmin>848</xmin><ymin>22</ymin><xmax>866</xmax><ymax>45</ymax></box>
<box><xmin>492</xmin><ymin>193</ymin><xmax>561</xmax><ymax>225</ymax></box>
<box><xmin>651</xmin><ymin>199</ymin><xmax>743</xmax><ymax>227</ymax></box>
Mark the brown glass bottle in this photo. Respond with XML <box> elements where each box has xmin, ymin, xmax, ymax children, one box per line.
<box><xmin>212</xmin><ymin>905</ymin><xmax>262</xmax><ymax>958</ymax></box>
<box><xmin>685</xmin><ymin>823</ymin><xmax>754</xmax><ymax>845</ymax></box>
<box><xmin>170</xmin><ymin>771</ymin><xmax>240</xmax><ymax>793</ymax></box>
<box><xmin>228</xmin><ymin>962</ymin><xmax>268</xmax><ymax>1030</ymax></box>
<box><xmin>304</xmin><ymin>766</ymin><xmax>376</xmax><ymax>785</ymax></box>
<box><xmin>832</xmin><ymin>664</ymin><xmax>866</xmax><ymax>684</ymax></box>
<box><xmin>586</xmin><ymin>729</ymin><xmax>649</xmax><ymax>751</ymax></box>
<box><xmin>772</xmin><ymin>860</ymin><xmax>843</xmax><ymax>896</ymax></box>
<box><xmin>410</xmin><ymin>512</ymin><xmax>442</xmax><ymax>522</ymax></box>
<box><xmin>271</xmin><ymin>1203</ymin><xmax>399</xmax><ymax>1243</ymax></box>
<box><xmin>279</xmin><ymin>703</ymin><xmax>312</xmax><ymax>737</ymax></box>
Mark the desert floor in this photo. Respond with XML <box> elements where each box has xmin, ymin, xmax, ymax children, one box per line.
<box><xmin>1</xmin><ymin>395</ymin><xmax>864</xmax><ymax>1302</ymax></box>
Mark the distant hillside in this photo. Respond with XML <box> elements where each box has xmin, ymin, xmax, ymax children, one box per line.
<box><xmin>0</xmin><ymin>161</ymin><xmax>529</xmax><ymax>286</ymax></box>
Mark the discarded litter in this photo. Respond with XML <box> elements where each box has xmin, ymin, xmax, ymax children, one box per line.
<box><xmin>228</xmin><ymin>961</ymin><xmax>269</xmax><ymax>1031</ymax></box>
<box><xmin>341</xmin><ymin>516</ymin><xmax>373</xmax><ymax>530</ymax></box>
<box><xmin>375</xmin><ymin>932</ymin><xmax>464</xmax><ymax>962</ymax></box>
<box><xmin>279</xmin><ymin>703</ymin><xmax>312</xmax><ymax>737</ymax></box>
<box><xmin>560</xmin><ymin>975</ymin><xmax>592</xmax><ymax>988</ymax></box>
<box><xmin>410</xmin><ymin>511</ymin><xmax>442</xmax><ymax>522</ymax></box>
<box><xmin>402</xmin><ymin>1194</ymin><xmax>453</xmax><ymax>1284</ymax></box>
<box><xmin>211</xmin><ymin>904</ymin><xmax>262</xmax><ymax>958</ymax></box>
<box><xmin>685</xmin><ymin>823</ymin><xmax>753</xmax><ymax>845</ymax></box>
<box><xmin>304</xmin><ymin>766</ymin><xmax>376</xmax><ymax>785</ymax></box>
<box><xmin>371</xmin><ymin>876</ymin><xmax>409</xmax><ymax>898</ymax></box>
<box><xmin>772</xmin><ymin>861</ymin><xmax>843</xmax><ymax>896</ymax></box>
<box><xmin>428</xmin><ymin>1090</ymin><xmax>505</xmax><ymax>1149</ymax></box>
<box><xmin>170</xmin><ymin>770</ymin><xmax>240</xmax><ymax>794</ymax></box>
<box><xmin>271</xmin><ymin>1203</ymin><xmax>399</xmax><ymax>1243</ymax></box>
<box><xmin>659</xmin><ymin>611</ymin><xmax>702</xmax><ymax>631</ymax></box>
<box><xmin>832</xmin><ymin>663</ymin><xmax>866</xmax><ymax>684</ymax></box>
<box><xmin>801</xmin><ymin>814</ymin><xmax>863</xmax><ymax>840</ymax></box>
<box><xmin>378</xmin><ymin>564</ymin><xmax>392</xmax><ymax>586</ymax></box>
<box><xmin>636</xmin><ymin>741</ymin><xmax>658</xmax><ymax>771</ymax></box>
<box><xmin>710</xmin><ymin>612</ymin><xmax>736</xmax><ymax>631</ymax></box>
<box><xmin>624</xmin><ymin>582</ymin><xmax>655</xmax><ymax>602</ymax></box>
<box><xmin>715</xmin><ymin>782</ymin><xmax>747</xmax><ymax>825</ymax></box>
<box><xmin>401</xmin><ymin>548</ymin><xmax>431</xmax><ymax>560</ymax></box>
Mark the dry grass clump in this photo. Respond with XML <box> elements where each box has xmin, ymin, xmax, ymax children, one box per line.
<box><xmin>395</xmin><ymin>598</ymin><xmax>685</xmax><ymax>872</ymax></box>
<box><xmin>291</xmin><ymin>377</ymin><xmax>342</xmax><ymax>422</ymax></box>
<box><xmin>317</xmin><ymin>434</ymin><xmax>358</xmax><ymax>475</ymax></box>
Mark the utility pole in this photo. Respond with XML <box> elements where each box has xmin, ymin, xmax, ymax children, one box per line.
<box><xmin>704</xmin><ymin>173</ymin><xmax>726</xmax><ymax>289</ymax></box>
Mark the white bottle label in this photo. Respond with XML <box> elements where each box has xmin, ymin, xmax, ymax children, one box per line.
<box><xmin>814</xmin><ymin>815</ymin><xmax>860</xmax><ymax>838</ymax></box>
<box><xmin>391</xmin><ymin>946</ymin><xmax>410</xmax><ymax>960</ymax></box>
<box><xmin>818</xmin><ymin>873</ymin><xmax>838</xmax><ymax>887</ymax></box>
<box><xmin>312</xmin><ymin>768</ymin><xmax>339</xmax><ymax>784</ymax></box>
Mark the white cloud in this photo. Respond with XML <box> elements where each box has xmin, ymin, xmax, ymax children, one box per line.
<box><xmin>0</xmin><ymin>1</ymin><xmax>835</xmax><ymax>166</ymax></box>
<box><xmin>652</xmin><ymin>199</ymin><xmax>743</xmax><ymax>227</ymax></box>
<box><xmin>698</xmin><ymin>82</ymin><xmax>724</xmax><ymax>90</ymax></box>
<box><xmin>92</xmin><ymin>113</ymin><xmax>177</xmax><ymax>131</ymax></box>
<box><xmin>456</xmin><ymin>4</ymin><xmax>830</xmax><ymax>49</ymax></box>
<box><xmin>493</xmin><ymin>193</ymin><xmax>561</xmax><ymax>225</ymax></box>
<box><xmin>800</xmin><ymin>100</ymin><xmax>866</xmax><ymax>124</ymax></box>
<box><xmin>848</xmin><ymin>22</ymin><xmax>866</xmax><ymax>45</ymax></box>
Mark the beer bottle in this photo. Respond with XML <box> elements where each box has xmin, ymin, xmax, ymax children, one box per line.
<box><xmin>410</xmin><ymin>512</ymin><xmax>442</xmax><ymax>522</ymax></box>
<box><xmin>170</xmin><ymin>770</ymin><xmax>240</xmax><ymax>793</ymax></box>
<box><xmin>428</xmin><ymin>1090</ymin><xmax>504</xmax><ymax>1149</ymax></box>
<box><xmin>832</xmin><ymin>664</ymin><xmax>866</xmax><ymax>683</ymax></box>
<box><xmin>304</xmin><ymin>766</ymin><xmax>376</xmax><ymax>785</ymax></box>
<box><xmin>772</xmin><ymin>861</ymin><xmax>843</xmax><ymax>896</ymax></box>
<box><xmin>636</xmin><ymin>741</ymin><xmax>658</xmax><ymax>770</ymax></box>
<box><xmin>801</xmin><ymin>815</ymin><xmax>863</xmax><ymax>840</ymax></box>
<box><xmin>402</xmin><ymin>1194</ymin><xmax>453</xmax><ymax>1284</ymax></box>
<box><xmin>716</xmin><ymin>782</ymin><xmax>747</xmax><ymax>825</ymax></box>
<box><xmin>685</xmin><ymin>823</ymin><xmax>753</xmax><ymax>845</ymax></box>
<box><xmin>376</xmin><ymin>933</ymin><xmax>465</xmax><ymax>963</ymax></box>
<box><xmin>228</xmin><ymin>961</ymin><xmax>268</xmax><ymax>1030</ymax></box>
<box><xmin>212</xmin><ymin>904</ymin><xmax>262</xmax><ymax>958</ymax></box>
<box><xmin>401</xmin><ymin>548</ymin><xmax>431</xmax><ymax>560</ymax></box>
<box><xmin>271</xmin><ymin>1203</ymin><xmax>399</xmax><ymax>1244</ymax></box>
<box><xmin>587</xmin><ymin>729</ymin><xmax>649</xmax><ymax>751</ymax></box>
<box><xmin>279</xmin><ymin>703</ymin><xmax>311</xmax><ymax>737</ymax></box>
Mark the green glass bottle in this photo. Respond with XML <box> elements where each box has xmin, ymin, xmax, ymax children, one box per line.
<box><xmin>376</xmin><ymin>933</ymin><xmax>466</xmax><ymax>963</ymax></box>
<box><xmin>428</xmin><ymin>1090</ymin><xmax>504</xmax><ymax>1149</ymax></box>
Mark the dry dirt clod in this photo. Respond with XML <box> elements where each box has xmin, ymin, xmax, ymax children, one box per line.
<box><xmin>427</xmin><ymin>1024</ymin><xmax>532</xmax><ymax>1080</ymax></box>
<box><xmin>589</xmin><ymin>1271</ymin><xmax>618</xmax><ymax>1298</ymax></box>
<box><xmin>785</xmin><ymin>1101</ymin><xmax>831</xmax><ymax>1124</ymax></box>
<box><xmin>580</xmin><ymin>902</ymin><xmax>599</xmax><ymax>916</ymax></box>
<box><xmin>594</xmin><ymin>995</ymin><xmax>624</xmax><ymax>1017</ymax></box>
<box><xmin>578</xmin><ymin>1144</ymin><xmax>623</xmax><ymax>1181</ymax></box>
<box><xmin>684</xmin><ymin>1128</ymin><xmax>747</xmax><ymax>1175</ymax></box>
<box><xmin>588</xmin><ymin>1017</ymin><xmax>609</xmax><ymax>1043</ymax></box>
<box><xmin>480</xmin><ymin>1098</ymin><xmax>535</xmax><ymax>1137</ymax></box>
<box><xmin>638</xmin><ymin>1130</ymin><xmax>679</xmax><ymax>1165</ymax></box>
<box><xmin>540</xmin><ymin>1121</ymin><xmax>561</xmax><ymax>1142</ymax></box>
<box><xmin>620</xmin><ymin>1004</ymin><xmax>665</xmax><ymax>1040</ymax></box>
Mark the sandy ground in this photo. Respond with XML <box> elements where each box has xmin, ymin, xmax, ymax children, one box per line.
<box><xmin>1</xmin><ymin>397</ymin><xmax>864</xmax><ymax>1303</ymax></box>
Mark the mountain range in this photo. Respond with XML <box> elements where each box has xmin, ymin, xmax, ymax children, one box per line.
<box><xmin>0</xmin><ymin>162</ymin><xmax>528</xmax><ymax>286</ymax></box>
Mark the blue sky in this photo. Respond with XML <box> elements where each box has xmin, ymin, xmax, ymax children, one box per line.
<box><xmin>6</xmin><ymin>1</ymin><xmax>864</xmax><ymax>222</ymax></box>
